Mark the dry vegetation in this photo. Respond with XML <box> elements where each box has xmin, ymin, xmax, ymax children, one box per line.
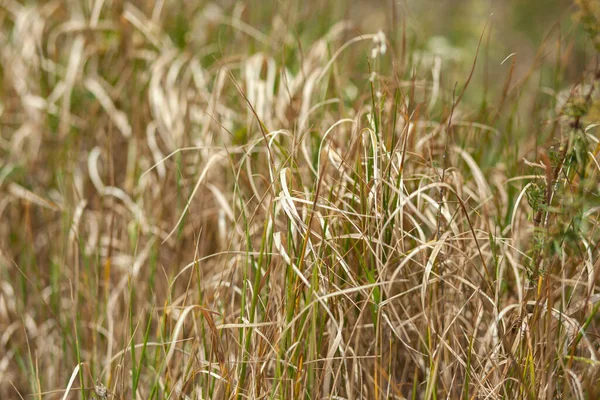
<box><xmin>1</xmin><ymin>0</ymin><xmax>600</xmax><ymax>399</ymax></box>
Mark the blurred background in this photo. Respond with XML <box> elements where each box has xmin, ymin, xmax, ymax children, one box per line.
<box><xmin>144</xmin><ymin>0</ymin><xmax>591</xmax><ymax>123</ymax></box>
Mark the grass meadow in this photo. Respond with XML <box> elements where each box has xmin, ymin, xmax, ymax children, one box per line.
<box><xmin>1</xmin><ymin>0</ymin><xmax>600</xmax><ymax>398</ymax></box>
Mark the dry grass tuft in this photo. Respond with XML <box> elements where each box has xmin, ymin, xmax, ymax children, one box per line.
<box><xmin>1</xmin><ymin>1</ymin><xmax>599</xmax><ymax>399</ymax></box>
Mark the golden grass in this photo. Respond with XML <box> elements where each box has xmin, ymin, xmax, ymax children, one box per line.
<box><xmin>0</xmin><ymin>1</ymin><xmax>599</xmax><ymax>399</ymax></box>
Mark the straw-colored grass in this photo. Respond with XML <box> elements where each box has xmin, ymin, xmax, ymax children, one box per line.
<box><xmin>1</xmin><ymin>1</ymin><xmax>599</xmax><ymax>399</ymax></box>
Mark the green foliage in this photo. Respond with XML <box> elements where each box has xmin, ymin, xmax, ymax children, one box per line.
<box><xmin>575</xmin><ymin>0</ymin><xmax>600</xmax><ymax>51</ymax></box>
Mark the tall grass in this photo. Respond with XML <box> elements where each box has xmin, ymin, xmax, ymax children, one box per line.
<box><xmin>1</xmin><ymin>1</ymin><xmax>599</xmax><ymax>399</ymax></box>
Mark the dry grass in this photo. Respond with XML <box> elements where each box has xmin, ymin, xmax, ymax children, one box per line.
<box><xmin>1</xmin><ymin>1</ymin><xmax>599</xmax><ymax>399</ymax></box>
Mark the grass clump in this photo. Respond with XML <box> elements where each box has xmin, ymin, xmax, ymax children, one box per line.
<box><xmin>0</xmin><ymin>1</ymin><xmax>599</xmax><ymax>399</ymax></box>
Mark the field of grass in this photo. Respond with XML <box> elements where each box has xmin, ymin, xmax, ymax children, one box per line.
<box><xmin>1</xmin><ymin>0</ymin><xmax>600</xmax><ymax>399</ymax></box>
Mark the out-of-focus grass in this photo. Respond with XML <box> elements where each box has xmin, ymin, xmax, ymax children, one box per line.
<box><xmin>0</xmin><ymin>1</ymin><xmax>599</xmax><ymax>399</ymax></box>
